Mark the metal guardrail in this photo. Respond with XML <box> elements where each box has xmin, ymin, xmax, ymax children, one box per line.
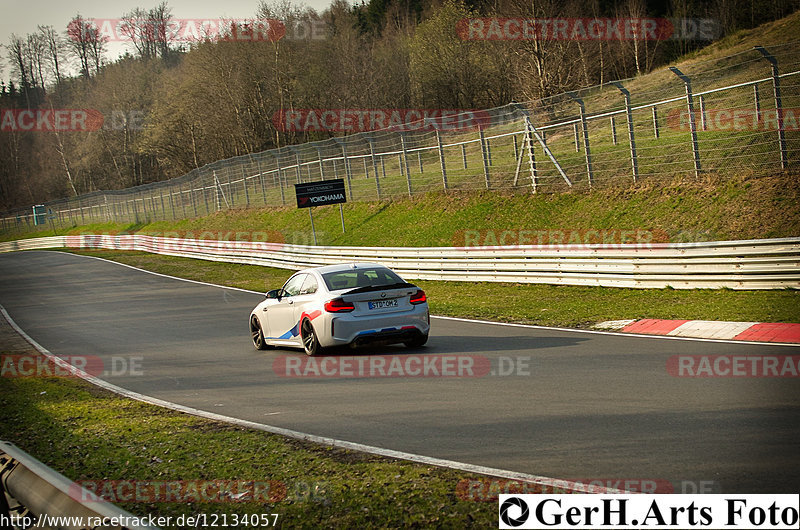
<box><xmin>1</xmin><ymin>235</ymin><xmax>798</xmax><ymax>289</ymax></box>
<box><xmin>0</xmin><ymin>441</ymin><xmax>158</xmax><ymax>530</ymax></box>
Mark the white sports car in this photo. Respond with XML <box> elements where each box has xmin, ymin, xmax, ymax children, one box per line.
<box><xmin>249</xmin><ymin>263</ymin><xmax>430</xmax><ymax>355</ymax></box>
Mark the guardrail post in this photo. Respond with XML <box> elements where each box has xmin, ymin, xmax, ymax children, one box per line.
<box><xmin>479</xmin><ymin>128</ymin><xmax>491</xmax><ymax>189</ymax></box>
<box><xmin>568</xmin><ymin>92</ymin><xmax>594</xmax><ymax>187</ymax></box>
<box><xmin>436</xmin><ymin>130</ymin><xmax>448</xmax><ymax>190</ymax></box>
<box><xmin>754</xmin><ymin>45</ymin><xmax>788</xmax><ymax>170</ymax></box>
<box><xmin>613</xmin><ymin>82</ymin><xmax>639</xmax><ymax>183</ymax></box>
<box><xmin>669</xmin><ymin>66</ymin><xmax>702</xmax><ymax>178</ymax></box>
<box><xmin>399</xmin><ymin>132</ymin><xmax>412</xmax><ymax>196</ymax></box>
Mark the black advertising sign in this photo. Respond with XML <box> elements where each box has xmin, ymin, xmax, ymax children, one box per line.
<box><xmin>294</xmin><ymin>179</ymin><xmax>347</xmax><ymax>208</ymax></box>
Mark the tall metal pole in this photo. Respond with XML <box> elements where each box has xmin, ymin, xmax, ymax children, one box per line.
<box><xmin>754</xmin><ymin>46</ymin><xmax>788</xmax><ymax>170</ymax></box>
<box><xmin>613</xmin><ymin>82</ymin><xmax>639</xmax><ymax>183</ymax></box>
<box><xmin>669</xmin><ymin>67</ymin><xmax>702</xmax><ymax>178</ymax></box>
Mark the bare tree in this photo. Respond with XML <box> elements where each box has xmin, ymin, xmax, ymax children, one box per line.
<box><xmin>39</xmin><ymin>26</ymin><xmax>66</xmax><ymax>88</ymax></box>
<box><xmin>120</xmin><ymin>3</ymin><xmax>174</xmax><ymax>61</ymax></box>
<box><xmin>66</xmin><ymin>15</ymin><xmax>106</xmax><ymax>78</ymax></box>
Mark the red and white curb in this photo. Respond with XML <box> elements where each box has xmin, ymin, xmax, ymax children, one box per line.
<box><xmin>595</xmin><ymin>319</ymin><xmax>800</xmax><ymax>343</ymax></box>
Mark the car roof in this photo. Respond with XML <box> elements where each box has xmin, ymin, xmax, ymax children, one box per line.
<box><xmin>304</xmin><ymin>262</ymin><xmax>389</xmax><ymax>275</ymax></box>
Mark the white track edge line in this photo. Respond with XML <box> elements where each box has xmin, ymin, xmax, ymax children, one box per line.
<box><xmin>44</xmin><ymin>250</ymin><xmax>800</xmax><ymax>348</ymax></box>
<box><xmin>0</xmin><ymin>302</ymin><xmax>624</xmax><ymax>495</ymax></box>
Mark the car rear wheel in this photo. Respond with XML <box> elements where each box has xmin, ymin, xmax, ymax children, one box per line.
<box><xmin>404</xmin><ymin>333</ymin><xmax>428</xmax><ymax>348</ymax></box>
<box><xmin>250</xmin><ymin>315</ymin><xmax>268</xmax><ymax>350</ymax></box>
<box><xmin>301</xmin><ymin>318</ymin><xmax>323</xmax><ymax>356</ymax></box>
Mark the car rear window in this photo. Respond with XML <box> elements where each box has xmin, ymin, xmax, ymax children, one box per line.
<box><xmin>322</xmin><ymin>267</ymin><xmax>404</xmax><ymax>291</ymax></box>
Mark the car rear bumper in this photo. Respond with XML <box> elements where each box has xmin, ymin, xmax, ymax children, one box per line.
<box><xmin>321</xmin><ymin>306</ymin><xmax>430</xmax><ymax>348</ymax></box>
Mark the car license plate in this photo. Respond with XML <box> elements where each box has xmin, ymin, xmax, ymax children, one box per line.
<box><xmin>368</xmin><ymin>299</ymin><xmax>398</xmax><ymax>310</ymax></box>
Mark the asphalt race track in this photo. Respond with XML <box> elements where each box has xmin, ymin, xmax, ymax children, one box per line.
<box><xmin>1</xmin><ymin>251</ymin><xmax>798</xmax><ymax>493</ymax></box>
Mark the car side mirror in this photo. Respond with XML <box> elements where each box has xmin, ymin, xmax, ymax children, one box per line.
<box><xmin>266</xmin><ymin>289</ymin><xmax>281</xmax><ymax>299</ymax></box>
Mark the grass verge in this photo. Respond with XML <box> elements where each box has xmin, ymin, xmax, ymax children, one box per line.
<box><xmin>65</xmin><ymin>249</ymin><xmax>800</xmax><ymax>326</ymax></box>
<box><xmin>0</xmin><ymin>315</ymin><xmax>496</xmax><ymax>528</ymax></box>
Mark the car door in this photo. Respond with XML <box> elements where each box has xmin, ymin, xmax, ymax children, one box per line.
<box><xmin>293</xmin><ymin>273</ymin><xmax>322</xmax><ymax>329</ymax></box>
<box><xmin>265</xmin><ymin>273</ymin><xmax>307</xmax><ymax>343</ymax></box>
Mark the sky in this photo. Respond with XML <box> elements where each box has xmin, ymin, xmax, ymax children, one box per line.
<box><xmin>0</xmin><ymin>0</ymin><xmax>335</xmax><ymax>79</ymax></box>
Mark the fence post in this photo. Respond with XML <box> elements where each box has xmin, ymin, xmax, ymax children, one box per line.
<box><xmin>273</xmin><ymin>154</ymin><xmax>285</xmax><ymax>205</ymax></box>
<box><xmin>568</xmin><ymin>92</ymin><xmax>594</xmax><ymax>187</ymax></box>
<box><xmin>255</xmin><ymin>156</ymin><xmax>267</xmax><ymax>204</ymax></box>
<box><xmin>611</xmin><ymin>116</ymin><xmax>618</xmax><ymax>145</ymax></box>
<box><xmin>436</xmin><ymin>130</ymin><xmax>448</xmax><ymax>190</ymax></box>
<box><xmin>366</xmin><ymin>137</ymin><xmax>381</xmax><ymax>200</ymax></box>
<box><xmin>461</xmin><ymin>144</ymin><xmax>467</xmax><ymax>168</ymax></box>
<box><xmin>524</xmin><ymin>119</ymin><xmax>538</xmax><ymax>193</ymax></box>
<box><xmin>168</xmin><ymin>187</ymin><xmax>175</xmax><ymax>219</ymax></box>
<box><xmin>77</xmin><ymin>196</ymin><xmax>85</xmax><ymax>223</ymax></box>
<box><xmin>652</xmin><ymin>107</ymin><xmax>660</xmax><ymax>138</ymax></box>
<box><xmin>399</xmin><ymin>133</ymin><xmax>412</xmax><ymax>196</ymax></box>
<box><xmin>669</xmin><ymin>66</ymin><xmax>702</xmax><ymax>178</ymax></box>
<box><xmin>226</xmin><ymin>172</ymin><xmax>234</xmax><ymax>207</ymax></box>
<box><xmin>573</xmin><ymin>122</ymin><xmax>580</xmax><ymax>152</ymax></box>
<box><xmin>479</xmin><ymin>128</ymin><xmax>491</xmax><ymax>189</ymax></box>
<box><xmin>753</xmin><ymin>83</ymin><xmax>761</xmax><ymax>120</ymax></box>
<box><xmin>242</xmin><ymin>163</ymin><xmax>250</xmax><ymax>206</ymax></box>
<box><xmin>613</xmin><ymin>82</ymin><xmax>639</xmax><ymax>183</ymax></box>
<box><xmin>179</xmin><ymin>183</ymin><xmax>187</xmax><ymax>217</ymax></box>
<box><xmin>333</xmin><ymin>138</ymin><xmax>353</xmax><ymax>198</ymax></box>
<box><xmin>513</xmin><ymin>135</ymin><xmax>519</xmax><ymax>160</ymax></box>
<box><xmin>197</xmin><ymin>173</ymin><xmax>207</xmax><ymax>215</ymax></box>
<box><xmin>190</xmin><ymin>183</ymin><xmax>198</xmax><ymax>216</ymax></box>
<box><xmin>314</xmin><ymin>145</ymin><xmax>325</xmax><ymax>180</ymax></box>
<box><xmin>754</xmin><ymin>46</ymin><xmax>788</xmax><ymax>170</ymax></box>
<box><xmin>699</xmin><ymin>95</ymin><xmax>708</xmax><ymax>131</ymax></box>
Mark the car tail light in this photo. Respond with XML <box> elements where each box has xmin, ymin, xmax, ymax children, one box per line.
<box><xmin>409</xmin><ymin>289</ymin><xmax>427</xmax><ymax>305</ymax></box>
<box><xmin>324</xmin><ymin>298</ymin><xmax>355</xmax><ymax>312</ymax></box>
